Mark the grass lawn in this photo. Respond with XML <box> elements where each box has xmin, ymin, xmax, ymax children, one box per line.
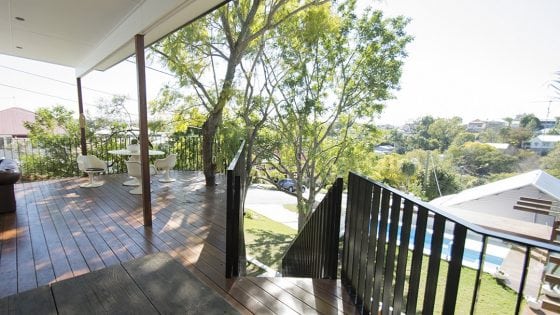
<box><xmin>243</xmin><ymin>211</ymin><xmax>520</xmax><ymax>313</ymax></box>
<box><xmin>283</xmin><ymin>204</ymin><xmax>297</xmax><ymax>212</ymax></box>
<box><xmin>410</xmin><ymin>255</ymin><xmax>521</xmax><ymax>314</ymax></box>
<box><xmin>244</xmin><ymin>209</ymin><xmax>297</xmax><ymax>273</ymax></box>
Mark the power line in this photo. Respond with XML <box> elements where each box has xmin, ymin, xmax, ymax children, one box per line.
<box><xmin>529</xmin><ymin>100</ymin><xmax>560</xmax><ymax>103</ymax></box>
<box><xmin>0</xmin><ymin>82</ymin><xmax>140</xmax><ymax>112</ymax></box>
<box><xmin>0</xmin><ymin>64</ymin><xmax>137</xmax><ymax>100</ymax></box>
<box><xmin>0</xmin><ymin>82</ymin><xmax>78</xmax><ymax>103</ymax></box>
<box><xmin>125</xmin><ymin>59</ymin><xmax>176</xmax><ymax>77</ymax></box>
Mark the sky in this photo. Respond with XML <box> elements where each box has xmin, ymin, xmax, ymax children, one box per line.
<box><xmin>374</xmin><ymin>0</ymin><xmax>560</xmax><ymax>125</ymax></box>
<box><xmin>0</xmin><ymin>55</ymin><xmax>173</xmax><ymax>121</ymax></box>
<box><xmin>1</xmin><ymin>0</ymin><xmax>560</xmax><ymax>126</ymax></box>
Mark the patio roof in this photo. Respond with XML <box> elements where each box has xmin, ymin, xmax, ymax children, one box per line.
<box><xmin>0</xmin><ymin>0</ymin><xmax>227</xmax><ymax>77</ymax></box>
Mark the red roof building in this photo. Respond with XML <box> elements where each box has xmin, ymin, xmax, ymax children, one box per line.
<box><xmin>0</xmin><ymin>107</ymin><xmax>35</xmax><ymax>137</ymax></box>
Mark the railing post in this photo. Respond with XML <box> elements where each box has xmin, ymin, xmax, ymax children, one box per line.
<box><xmin>443</xmin><ymin>224</ymin><xmax>467</xmax><ymax>314</ymax></box>
<box><xmin>225</xmin><ymin>141</ymin><xmax>246</xmax><ymax>278</ymax></box>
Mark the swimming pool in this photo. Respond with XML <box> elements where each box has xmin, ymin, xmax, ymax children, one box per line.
<box><xmin>398</xmin><ymin>225</ymin><xmax>509</xmax><ymax>272</ymax></box>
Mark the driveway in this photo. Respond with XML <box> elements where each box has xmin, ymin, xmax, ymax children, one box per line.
<box><xmin>245</xmin><ymin>185</ymin><xmax>299</xmax><ymax>230</ymax></box>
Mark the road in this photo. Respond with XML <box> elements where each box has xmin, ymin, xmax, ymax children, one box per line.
<box><xmin>245</xmin><ymin>185</ymin><xmax>299</xmax><ymax>229</ymax></box>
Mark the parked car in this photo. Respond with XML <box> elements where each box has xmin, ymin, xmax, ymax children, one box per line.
<box><xmin>277</xmin><ymin>178</ymin><xmax>306</xmax><ymax>193</ymax></box>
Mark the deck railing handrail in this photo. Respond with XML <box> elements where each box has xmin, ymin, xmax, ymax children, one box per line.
<box><xmin>280</xmin><ymin>177</ymin><xmax>343</xmax><ymax>278</ymax></box>
<box><xmin>366</xmin><ymin>173</ymin><xmax>560</xmax><ymax>252</ymax></box>
<box><xmin>225</xmin><ymin>140</ymin><xmax>247</xmax><ymax>278</ymax></box>
<box><xmin>0</xmin><ymin>132</ymin><xmax>218</xmax><ymax>180</ymax></box>
<box><xmin>342</xmin><ymin>171</ymin><xmax>560</xmax><ymax>314</ymax></box>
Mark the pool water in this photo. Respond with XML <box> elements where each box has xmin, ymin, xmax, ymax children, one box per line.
<box><xmin>396</xmin><ymin>225</ymin><xmax>509</xmax><ymax>272</ymax></box>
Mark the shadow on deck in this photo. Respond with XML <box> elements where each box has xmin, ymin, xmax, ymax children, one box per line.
<box><xmin>0</xmin><ymin>172</ymin><xmax>356</xmax><ymax>314</ymax></box>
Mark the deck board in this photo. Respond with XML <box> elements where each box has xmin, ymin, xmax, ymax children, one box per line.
<box><xmin>0</xmin><ymin>285</ymin><xmax>56</xmax><ymax>315</ymax></box>
<box><xmin>122</xmin><ymin>252</ymin><xmax>239</xmax><ymax>314</ymax></box>
<box><xmin>51</xmin><ymin>263</ymin><xmax>158</xmax><ymax>315</ymax></box>
<box><xmin>0</xmin><ymin>172</ymin><xmax>356</xmax><ymax>314</ymax></box>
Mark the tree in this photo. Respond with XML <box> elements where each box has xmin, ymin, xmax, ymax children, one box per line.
<box><xmin>519</xmin><ymin>113</ymin><xmax>541</xmax><ymax>131</ymax></box>
<box><xmin>385</xmin><ymin>128</ymin><xmax>407</xmax><ymax>153</ymax></box>
<box><xmin>427</xmin><ymin>117</ymin><xmax>464</xmax><ymax>151</ymax></box>
<box><xmin>87</xmin><ymin>95</ymin><xmax>131</xmax><ymax>135</ymax></box>
<box><xmin>500</xmin><ymin>126</ymin><xmax>533</xmax><ymax>148</ymax></box>
<box><xmin>400</xmin><ymin>160</ymin><xmax>416</xmax><ymax>192</ymax></box>
<box><xmin>477</xmin><ymin>128</ymin><xmax>503</xmax><ymax>143</ymax></box>
<box><xmin>153</xmin><ymin>0</ymin><xmax>327</xmax><ymax>186</ymax></box>
<box><xmin>25</xmin><ymin>105</ymin><xmax>79</xmax><ymax>141</ymax></box>
<box><xmin>371</xmin><ymin>154</ymin><xmax>407</xmax><ymax>188</ymax></box>
<box><xmin>451</xmin><ymin>132</ymin><xmax>477</xmax><ymax>146</ymax></box>
<box><xmin>417</xmin><ymin>167</ymin><xmax>460</xmax><ymax>201</ymax></box>
<box><xmin>23</xmin><ymin>106</ymin><xmax>80</xmax><ymax>178</ymax></box>
<box><xmin>406</xmin><ymin>116</ymin><xmax>438</xmax><ymax>151</ymax></box>
<box><xmin>261</xmin><ymin>2</ymin><xmax>411</xmax><ymax>228</ymax></box>
<box><xmin>541</xmin><ymin>143</ymin><xmax>560</xmax><ymax>177</ymax></box>
<box><xmin>447</xmin><ymin>142</ymin><xmax>517</xmax><ymax>176</ymax></box>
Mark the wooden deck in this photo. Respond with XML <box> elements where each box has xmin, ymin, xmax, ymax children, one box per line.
<box><xmin>0</xmin><ymin>172</ymin><xmax>357</xmax><ymax>314</ymax></box>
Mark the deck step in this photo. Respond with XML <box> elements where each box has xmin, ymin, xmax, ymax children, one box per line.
<box><xmin>542</xmin><ymin>299</ymin><xmax>560</xmax><ymax>313</ymax></box>
<box><xmin>550</xmin><ymin>255</ymin><xmax>560</xmax><ymax>265</ymax></box>
<box><xmin>513</xmin><ymin>205</ymin><xmax>550</xmax><ymax>215</ymax></box>
<box><xmin>545</xmin><ymin>274</ymin><xmax>560</xmax><ymax>286</ymax></box>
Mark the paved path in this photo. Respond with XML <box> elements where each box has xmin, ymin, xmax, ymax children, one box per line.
<box><xmin>245</xmin><ymin>185</ymin><xmax>299</xmax><ymax>230</ymax></box>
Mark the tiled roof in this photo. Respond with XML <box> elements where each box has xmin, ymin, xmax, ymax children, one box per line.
<box><xmin>0</xmin><ymin>107</ymin><xmax>35</xmax><ymax>136</ymax></box>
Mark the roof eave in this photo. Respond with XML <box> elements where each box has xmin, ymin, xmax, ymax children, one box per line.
<box><xmin>75</xmin><ymin>0</ymin><xmax>227</xmax><ymax>77</ymax></box>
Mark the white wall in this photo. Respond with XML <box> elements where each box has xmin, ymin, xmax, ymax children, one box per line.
<box><xmin>452</xmin><ymin>186</ymin><xmax>555</xmax><ymax>226</ymax></box>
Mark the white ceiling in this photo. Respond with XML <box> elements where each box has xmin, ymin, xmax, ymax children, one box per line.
<box><xmin>0</xmin><ymin>0</ymin><xmax>227</xmax><ymax>77</ymax></box>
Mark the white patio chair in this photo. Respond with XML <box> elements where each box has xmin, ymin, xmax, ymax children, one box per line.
<box><xmin>125</xmin><ymin>161</ymin><xmax>156</xmax><ymax>194</ymax></box>
<box><xmin>77</xmin><ymin>154</ymin><xmax>107</xmax><ymax>188</ymax></box>
<box><xmin>154</xmin><ymin>153</ymin><xmax>177</xmax><ymax>183</ymax></box>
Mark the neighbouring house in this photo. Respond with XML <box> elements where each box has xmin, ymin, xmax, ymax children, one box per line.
<box><xmin>540</xmin><ymin>119</ymin><xmax>557</xmax><ymax>130</ymax></box>
<box><xmin>485</xmin><ymin>120</ymin><xmax>506</xmax><ymax>131</ymax></box>
<box><xmin>466</xmin><ymin>119</ymin><xmax>486</xmax><ymax>132</ymax></box>
<box><xmin>484</xmin><ymin>142</ymin><xmax>515</xmax><ymax>154</ymax></box>
<box><xmin>466</xmin><ymin>119</ymin><xmax>506</xmax><ymax>133</ymax></box>
<box><xmin>0</xmin><ymin>107</ymin><xmax>34</xmax><ymax>138</ymax></box>
<box><xmin>431</xmin><ymin>170</ymin><xmax>560</xmax><ymax>234</ymax></box>
<box><xmin>523</xmin><ymin>135</ymin><xmax>560</xmax><ymax>155</ymax></box>
<box><xmin>0</xmin><ymin>107</ymin><xmax>35</xmax><ymax>152</ymax></box>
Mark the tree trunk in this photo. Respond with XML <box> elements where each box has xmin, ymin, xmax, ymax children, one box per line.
<box><xmin>297</xmin><ymin>202</ymin><xmax>308</xmax><ymax>232</ymax></box>
<box><xmin>202</xmin><ymin>110</ymin><xmax>223</xmax><ymax>186</ymax></box>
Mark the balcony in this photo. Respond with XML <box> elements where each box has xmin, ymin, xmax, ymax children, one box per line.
<box><xmin>1</xmin><ymin>132</ymin><xmax>560</xmax><ymax>314</ymax></box>
<box><xmin>0</xmin><ymin>171</ymin><xmax>357</xmax><ymax>313</ymax></box>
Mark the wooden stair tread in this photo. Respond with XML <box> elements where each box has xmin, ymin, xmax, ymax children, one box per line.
<box><xmin>550</xmin><ymin>255</ymin><xmax>560</xmax><ymax>265</ymax></box>
<box><xmin>513</xmin><ymin>205</ymin><xmax>550</xmax><ymax>215</ymax></box>
<box><xmin>545</xmin><ymin>274</ymin><xmax>560</xmax><ymax>286</ymax></box>
<box><xmin>542</xmin><ymin>299</ymin><xmax>560</xmax><ymax>313</ymax></box>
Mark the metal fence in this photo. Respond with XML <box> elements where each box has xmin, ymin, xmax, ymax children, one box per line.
<box><xmin>342</xmin><ymin>172</ymin><xmax>560</xmax><ymax>314</ymax></box>
<box><xmin>0</xmin><ymin>131</ymin><xmax>216</xmax><ymax>181</ymax></box>
<box><xmin>281</xmin><ymin>177</ymin><xmax>343</xmax><ymax>278</ymax></box>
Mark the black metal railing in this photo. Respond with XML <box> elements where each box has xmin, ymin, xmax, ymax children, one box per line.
<box><xmin>0</xmin><ymin>132</ymin><xmax>206</xmax><ymax>181</ymax></box>
<box><xmin>342</xmin><ymin>172</ymin><xmax>560</xmax><ymax>314</ymax></box>
<box><xmin>281</xmin><ymin>177</ymin><xmax>343</xmax><ymax>278</ymax></box>
<box><xmin>225</xmin><ymin>140</ymin><xmax>247</xmax><ymax>278</ymax></box>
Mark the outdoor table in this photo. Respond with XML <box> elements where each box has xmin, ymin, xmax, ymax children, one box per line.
<box><xmin>108</xmin><ymin>149</ymin><xmax>164</xmax><ymax>186</ymax></box>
